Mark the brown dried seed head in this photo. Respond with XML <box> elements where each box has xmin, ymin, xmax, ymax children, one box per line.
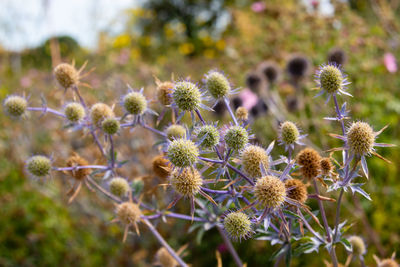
<box><xmin>152</xmin><ymin>155</ymin><xmax>171</xmax><ymax>179</ymax></box>
<box><xmin>155</xmin><ymin>247</ymin><xmax>178</xmax><ymax>267</ymax></box>
<box><xmin>320</xmin><ymin>157</ymin><xmax>333</xmax><ymax>176</ymax></box>
<box><xmin>254</xmin><ymin>175</ymin><xmax>286</xmax><ymax>209</ymax></box>
<box><xmin>54</xmin><ymin>63</ymin><xmax>79</xmax><ymax>89</ymax></box>
<box><xmin>296</xmin><ymin>148</ymin><xmax>321</xmax><ymax>179</ymax></box>
<box><xmin>66</xmin><ymin>153</ymin><xmax>91</xmax><ymax>180</ymax></box>
<box><xmin>116</xmin><ymin>202</ymin><xmax>141</xmax><ymax>225</ymax></box>
<box><xmin>157</xmin><ymin>81</ymin><xmax>174</xmax><ymax>106</ymax></box>
<box><xmin>285</xmin><ymin>178</ymin><xmax>307</xmax><ymax>204</ymax></box>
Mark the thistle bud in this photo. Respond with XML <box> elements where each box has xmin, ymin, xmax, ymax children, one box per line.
<box><xmin>54</xmin><ymin>63</ymin><xmax>79</xmax><ymax>89</ymax></box>
<box><xmin>116</xmin><ymin>202</ymin><xmax>141</xmax><ymax>225</ymax></box>
<box><xmin>348</xmin><ymin>236</ymin><xmax>366</xmax><ymax>256</ymax></box>
<box><xmin>172</xmin><ymin>81</ymin><xmax>201</xmax><ymax>111</ymax></box>
<box><xmin>152</xmin><ymin>155</ymin><xmax>171</xmax><ymax>179</ymax></box>
<box><xmin>101</xmin><ymin>117</ymin><xmax>120</xmax><ymax>135</ymax></box>
<box><xmin>223</xmin><ymin>212</ymin><xmax>252</xmax><ymax>241</ymax></box>
<box><xmin>240</xmin><ymin>145</ymin><xmax>269</xmax><ymax>179</ymax></box>
<box><xmin>235</xmin><ymin>107</ymin><xmax>248</xmax><ymax>121</ymax></box>
<box><xmin>123</xmin><ymin>92</ymin><xmax>147</xmax><ymax>115</ymax></box>
<box><xmin>224</xmin><ymin>125</ymin><xmax>249</xmax><ymax>150</ymax></box>
<box><xmin>3</xmin><ymin>95</ymin><xmax>27</xmax><ymax>118</ymax></box>
<box><xmin>205</xmin><ymin>71</ymin><xmax>231</xmax><ymax>99</ymax></box>
<box><xmin>26</xmin><ymin>155</ymin><xmax>52</xmax><ymax>178</ymax></box>
<box><xmin>254</xmin><ymin>175</ymin><xmax>286</xmax><ymax>209</ymax></box>
<box><xmin>280</xmin><ymin>121</ymin><xmax>299</xmax><ymax>145</ymax></box>
<box><xmin>156</xmin><ymin>81</ymin><xmax>174</xmax><ymax>106</ymax></box>
<box><xmin>196</xmin><ymin>125</ymin><xmax>220</xmax><ymax>149</ymax></box>
<box><xmin>166</xmin><ymin>124</ymin><xmax>186</xmax><ymax>140</ymax></box>
<box><xmin>170</xmin><ymin>168</ymin><xmax>202</xmax><ymax>197</ymax></box>
<box><xmin>64</xmin><ymin>102</ymin><xmax>85</xmax><ymax>123</ymax></box>
<box><xmin>90</xmin><ymin>103</ymin><xmax>114</xmax><ymax>127</ymax></box>
<box><xmin>347</xmin><ymin>122</ymin><xmax>375</xmax><ymax>156</ymax></box>
<box><xmin>318</xmin><ymin>65</ymin><xmax>344</xmax><ymax>94</ymax></box>
<box><xmin>285</xmin><ymin>179</ymin><xmax>307</xmax><ymax>204</ymax></box>
<box><xmin>167</xmin><ymin>139</ymin><xmax>199</xmax><ymax>168</ymax></box>
<box><xmin>296</xmin><ymin>148</ymin><xmax>321</xmax><ymax>179</ymax></box>
<box><xmin>320</xmin><ymin>157</ymin><xmax>333</xmax><ymax>176</ymax></box>
<box><xmin>109</xmin><ymin>177</ymin><xmax>130</xmax><ymax>197</ymax></box>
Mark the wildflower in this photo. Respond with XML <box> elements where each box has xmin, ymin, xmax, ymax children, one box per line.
<box><xmin>170</xmin><ymin>168</ymin><xmax>203</xmax><ymax>197</ymax></box>
<box><xmin>166</xmin><ymin>124</ymin><xmax>186</xmax><ymax>140</ymax></box>
<box><xmin>54</xmin><ymin>63</ymin><xmax>79</xmax><ymax>89</ymax></box>
<box><xmin>384</xmin><ymin>53</ymin><xmax>397</xmax><ymax>73</ymax></box>
<box><xmin>204</xmin><ymin>70</ymin><xmax>231</xmax><ymax>99</ymax></box>
<box><xmin>315</xmin><ymin>63</ymin><xmax>351</xmax><ymax>101</ymax></box>
<box><xmin>235</xmin><ymin>107</ymin><xmax>248</xmax><ymax>121</ymax></box>
<box><xmin>26</xmin><ymin>155</ymin><xmax>52</xmax><ymax>178</ymax></box>
<box><xmin>3</xmin><ymin>95</ymin><xmax>27</xmax><ymax>118</ymax></box>
<box><xmin>115</xmin><ymin>201</ymin><xmax>142</xmax><ymax>242</ymax></box>
<box><xmin>156</xmin><ymin>80</ymin><xmax>174</xmax><ymax>106</ymax></box>
<box><xmin>286</xmin><ymin>54</ymin><xmax>310</xmax><ymax>80</ymax></box>
<box><xmin>320</xmin><ymin>157</ymin><xmax>333</xmax><ymax>176</ymax></box>
<box><xmin>278</xmin><ymin>121</ymin><xmax>306</xmax><ymax>151</ymax></box>
<box><xmin>240</xmin><ymin>144</ymin><xmax>269</xmax><ymax>179</ymax></box>
<box><xmin>258</xmin><ymin>61</ymin><xmax>281</xmax><ymax>84</ymax></box>
<box><xmin>223</xmin><ymin>211</ymin><xmax>252</xmax><ymax>241</ymax></box>
<box><xmin>122</xmin><ymin>91</ymin><xmax>147</xmax><ymax>115</ymax></box>
<box><xmin>251</xmin><ymin>1</ymin><xmax>266</xmax><ymax>13</ymax></box>
<box><xmin>90</xmin><ymin>103</ymin><xmax>114</xmax><ymax>127</ymax></box>
<box><xmin>64</xmin><ymin>102</ymin><xmax>85</xmax><ymax>123</ymax></box>
<box><xmin>194</xmin><ymin>124</ymin><xmax>220</xmax><ymax>149</ymax></box>
<box><xmin>254</xmin><ymin>175</ymin><xmax>286</xmax><ymax>209</ymax></box>
<box><xmin>65</xmin><ymin>153</ymin><xmax>91</xmax><ymax>203</ymax></box>
<box><xmin>237</xmin><ymin>89</ymin><xmax>258</xmax><ymax>110</ymax></box>
<box><xmin>101</xmin><ymin>117</ymin><xmax>120</xmax><ymax>135</ymax></box>
<box><xmin>152</xmin><ymin>155</ymin><xmax>171</xmax><ymax>179</ymax></box>
<box><xmin>296</xmin><ymin>148</ymin><xmax>321</xmax><ymax>179</ymax></box>
<box><xmin>224</xmin><ymin>125</ymin><xmax>249</xmax><ymax>151</ymax></box>
<box><xmin>328</xmin><ymin>48</ymin><xmax>347</xmax><ymax>66</ymax></box>
<box><xmin>167</xmin><ymin>139</ymin><xmax>199</xmax><ymax>168</ymax></box>
<box><xmin>348</xmin><ymin>236</ymin><xmax>366</xmax><ymax>256</ymax></box>
<box><xmin>109</xmin><ymin>177</ymin><xmax>130</xmax><ymax>197</ymax></box>
<box><xmin>285</xmin><ymin>179</ymin><xmax>308</xmax><ymax>205</ymax></box>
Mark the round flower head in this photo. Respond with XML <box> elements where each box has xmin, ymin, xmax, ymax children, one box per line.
<box><xmin>223</xmin><ymin>211</ymin><xmax>252</xmax><ymax>241</ymax></box>
<box><xmin>64</xmin><ymin>102</ymin><xmax>85</xmax><ymax>123</ymax></box>
<box><xmin>152</xmin><ymin>155</ymin><xmax>171</xmax><ymax>179</ymax></box>
<box><xmin>116</xmin><ymin>202</ymin><xmax>142</xmax><ymax>225</ymax></box>
<box><xmin>90</xmin><ymin>103</ymin><xmax>114</xmax><ymax>127</ymax></box>
<box><xmin>285</xmin><ymin>179</ymin><xmax>307</xmax><ymax>205</ymax></box>
<box><xmin>26</xmin><ymin>155</ymin><xmax>52</xmax><ymax>178</ymax></box>
<box><xmin>172</xmin><ymin>81</ymin><xmax>201</xmax><ymax>111</ymax></box>
<box><xmin>347</xmin><ymin>122</ymin><xmax>375</xmax><ymax>156</ymax></box>
<box><xmin>279</xmin><ymin>121</ymin><xmax>299</xmax><ymax>145</ymax></box>
<box><xmin>167</xmin><ymin>139</ymin><xmax>199</xmax><ymax>168</ymax></box>
<box><xmin>286</xmin><ymin>54</ymin><xmax>310</xmax><ymax>79</ymax></box>
<box><xmin>235</xmin><ymin>107</ymin><xmax>248</xmax><ymax>121</ymax></box>
<box><xmin>296</xmin><ymin>148</ymin><xmax>321</xmax><ymax>179</ymax></box>
<box><xmin>156</xmin><ymin>81</ymin><xmax>174</xmax><ymax>106</ymax></box>
<box><xmin>66</xmin><ymin>153</ymin><xmax>91</xmax><ymax>180</ymax></box>
<box><xmin>240</xmin><ymin>145</ymin><xmax>269</xmax><ymax>179</ymax></box>
<box><xmin>109</xmin><ymin>177</ymin><xmax>130</xmax><ymax>197</ymax></box>
<box><xmin>166</xmin><ymin>124</ymin><xmax>186</xmax><ymax>140</ymax></box>
<box><xmin>254</xmin><ymin>175</ymin><xmax>286</xmax><ymax>209</ymax></box>
<box><xmin>348</xmin><ymin>236</ymin><xmax>366</xmax><ymax>256</ymax></box>
<box><xmin>320</xmin><ymin>157</ymin><xmax>333</xmax><ymax>176</ymax></box>
<box><xmin>54</xmin><ymin>63</ymin><xmax>79</xmax><ymax>89</ymax></box>
<box><xmin>224</xmin><ymin>125</ymin><xmax>249</xmax><ymax>150</ymax></box>
<box><xmin>328</xmin><ymin>48</ymin><xmax>347</xmax><ymax>66</ymax></box>
<box><xmin>123</xmin><ymin>91</ymin><xmax>147</xmax><ymax>115</ymax></box>
<box><xmin>204</xmin><ymin>70</ymin><xmax>231</xmax><ymax>99</ymax></box>
<box><xmin>155</xmin><ymin>247</ymin><xmax>178</xmax><ymax>267</ymax></box>
<box><xmin>3</xmin><ymin>95</ymin><xmax>27</xmax><ymax>118</ymax></box>
<box><xmin>170</xmin><ymin>168</ymin><xmax>203</xmax><ymax>197</ymax></box>
<box><xmin>195</xmin><ymin>125</ymin><xmax>220</xmax><ymax>149</ymax></box>
<box><xmin>315</xmin><ymin>63</ymin><xmax>351</xmax><ymax>100</ymax></box>
<box><xmin>102</xmin><ymin>117</ymin><xmax>120</xmax><ymax>135</ymax></box>
<box><xmin>258</xmin><ymin>60</ymin><xmax>281</xmax><ymax>84</ymax></box>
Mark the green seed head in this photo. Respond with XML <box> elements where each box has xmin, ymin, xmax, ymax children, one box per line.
<box><xmin>167</xmin><ymin>139</ymin><xmax>199</xmax><ymax>168</ymax></box>
<box><xmin>348</xmin><ymin>236</ymin><xmax>366</xmax><ymax>256</ymax></box>
<box><xmin>319</xmin><ymin>65</ymin><xmax>343</xmax><ymax>94</ymax></box>
<box><xmin>170</xmin><ymin>167</ymin><xmax>203</xmax><ymax>197</ymax></box>
<box><xmin>123</xmin><ymin>92</ymin><xmax>147</xmax><ymax>115</ymax></box>
<box><xmin>347</xmin><ymin>122</ymin><xmax>375</xmax><ymax>156</ymax></box>
<box><xmin>54</xmin><ymin>63</ymin><xmax>79</xmax><ymax>89</ymax></box>
<box><xmin>166</xmin><ymin>124</ymin><xmax>186</xmax><ymax>140</ymax></box>
<box><xmin>255</xmin><ymin>175</ymin><xmax>286</xmax><ymax>209</ymax></box>
<box><xmin>223</xmin><ymin>212</ymin><xmax>252</xmax><ymax>241</ymax></box>
<box><xmin>102</xmin><ymin>117</ymin><xmax>120</xmax><ymax>135</ymax></box>
<box><xmin>280</xmin><ymin>121</ymin><xmax>299</xmax><ymax>145</ymax></box>
<box><xmin>109</xmin><ymin>177</ymin><xmax>130</xmax><ymax>197</ymax></box>
<box><xmin>240</xmin><ymin>145</ymin><xmax>269</xmax><ymax>179</ymax></box>
<box><xmin>26</xmin><ymin>155</ymin><xmax>52</xmax><ymax>177</ymax></box>
<box><xmin>4</xmin><ymin>95</ymin><xmax>27</xmax><ymax>118</ymax></box>
<box><xmin>90</xmin><ymin>103</ymin><xmax>114</xmax><ymax>127</ymax></box>
<box><xmin>116</xmin><ymin>202</ymin><xmax>141</xmax><ymax>225</ymax></box>
<box><xmin>64</xmin><ymin>102</ymin><xmax>85</xmax><ymax>122</ymax></box>
<box><xmin>205</xmin><ymin>71</ymin><xmax>231</xmax><ymax>99</ymax></box>
<box><xmin>196</xmin><ymin>125</ymin><xmax>220</xmax><ymax>149</ymax></box>
<box><xmin>224</xmin><ymin>125</ymin><xmax>249</xmax><ymax>150</ymax></box>
<box><xmin>172</xmin><ymin>81</ymin><xmax>201</xmax><ymax>111</ymax></box>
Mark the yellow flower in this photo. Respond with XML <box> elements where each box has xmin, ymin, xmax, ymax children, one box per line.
<box><xmin>179</xmin><ymin>43</ymin><xmax>195</xmax><ymax>55</ymax></box>
<box><xmin>215</xmin><ymin>39</ymin><xmax>226</xmax><ymax>51</ymax></box>
<box><xmin>113</xmin><ymin>34</ymin><xmax>131</xmax><ymax>48</ymax></box>
<box><xmin>204</xmin><ymin>49</ymin><xmax>215</xmax><ymax>59</ymax></box>
<box><xmin>140</xmin><ymin>36</ymin><xmax>152</xmax><ymax>47</ymax></box>
<box><xmin>130</xmin><ymin>48</ymin><xmax>140</xmax><ymax>60</ymax></box>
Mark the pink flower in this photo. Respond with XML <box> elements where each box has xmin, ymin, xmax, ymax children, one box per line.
<box><xmin>239</xmin><ymin>88</ymin><xmax>258</xmax><ymax>110</ymax></box>
<box><xmin>384</xmin><ymin>52</ymin><xmax>397</xmax><ymax>73</ymax></box>
<box><xmin>251</xmin><ymin>1</ymin><xmax>266</xmax><ymax>13</ymax></box>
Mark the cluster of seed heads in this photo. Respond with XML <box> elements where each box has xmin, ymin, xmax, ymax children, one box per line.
<box><xmin>170</xmin><ymin>168</ymin><xmax>203</xmax><ymax>197</ymax></box>
<box><xmin>240</xmin><ymin>145</ymin><xmax>269</xmax><ymax>179</ymax></box>
<box><xmin>167</xmin><ymin>139</ymin><xmax>199</xmax><ymax>168</ymax></box>
<box><xmin>166</xmin><ymin>124</ymin><xmax>186</xmax><ymax>140</ymax></box>
<box><xmin>204</xmin><ymin>71</ymin><xmax>231</xmax><ymax>99</ymax></box>
<box><xmin>285</xmin><ymin>178</ymin><xmax>308</xmax><ymax>205</ymax></box>
<box><xmin>318</xmin><ymin>65</ymin><xmax>343</xmax><ymax>94</ymax></box>
<box><xmin>90</xmin><ymin>103</ymin><xmax>114</xmax><ymax>127</ymax></box>
<box><xmin>223</xmin><ymin>211</ymin><xmax>252</xmax><ymax>241</ymax></box>
<box><xmin>152</xmin><ymin>155</ymin><xmax>171</xmax><ymax>179</ymax></box>
<box><xmin>347</xmin><ymin>121</ymin><xmax>375</xmax><ymax>156</ymax></box>
<box><xmin>156</xmin><ymin>81</ymin><xmax>174</xmax><ymax>106</ymax></box>
<box><xmin>102</xmin><ymin>117</ymin><xmax>120</xmax><ymax>135</ymax></box>
<box><xmin>320</xmin><ymin>157</ymin><xmax>333</xmax><ymax>176</ymax></box>
<box><xmin>116</xmin><ymin>202</ymin><xmax>142</xmax><ymax>225</ymax></box>
<box><xmin>254</xmin><ymin>175</ymin><xmax>286</xmax><ymax>209</ymax></box>
<box><xmin>54</xmin><ymin>63</ymin><xmax>79</xmax><ymax>89</ymax></box>
<box><xmin>195</xmin><ymin>125</ymin><xmax>220</xmax><ymax>149</ymax></box>
<box><xmin>235</xmin><ymin>107</ymin><xmax>248</xmax><ymax>121</ymax></box>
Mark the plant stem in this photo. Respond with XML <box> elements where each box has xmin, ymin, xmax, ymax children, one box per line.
<box><xmin>201</xmin><ymin>187</ymin><xmax>229</xmax><ymax>194</ymax></box>
<box><xmin>86</xmin><ymin>176</ymin><xmax>122</xmax><ymax>203</ymax></box>
<box><xmin>54</xmin><ymin>165</ymin><xmax>109</xmax><ymax>171</ymax></box>
<box><xmin>27</xmin><ymin>106</ymin><xmax>66</xmax><ymax>118</ymax></box>
<box><xmin>142</xmin><ymin>123</ymin><xmax>167</xmax><ymax>137</ymax></box>
<box><xmin>216</xmin><ymin>226</ymin><xmax>243</xmax><ymax>267</ymax></box>
<box><xmin>224</xmin><ymin>97</ymin><xmax>238</xmax><ymax>126</ymax></box>
<box><xmin>226</xmin><ymin>163</ymin><xmax>255</xmax><ymax>186</ymax></box>
<box><xmin>312</xmin><ymin>178</ymin><xmax>332</xmax><ymax>243</ymax></box>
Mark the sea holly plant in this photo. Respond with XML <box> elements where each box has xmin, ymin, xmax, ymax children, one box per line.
<box><xmin>3</xmin><ymin>61</ymin><xmax>394</xmax><ymax>267</ymax></box>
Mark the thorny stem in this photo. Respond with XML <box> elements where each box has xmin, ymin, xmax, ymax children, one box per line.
<box><xmin>27</xmin><ymin>106</ymin><xmax>66</xmax><ymax>118</ymax></box>
<box><xmin>72</xmin><ymin>85</ymin><xmax>87</xmax><ymax>108</ymax></box>
<box><xmin>297</xmin><ymin>209</ymin><xmax>324</xmax><ymax>243</ymax></box>
<box><xmin>224</xmin><ymin>97</ymin><xmax>238</xmax><ymax>126</ymax></box>
<box><xmin>312</xmin><ymin>179</ymin><xmax>332</xmax><ymax>243</ymax></box>
<box><xmin>142</xmin><ymin>218</ymin><xmax>188</xmax><ymax>267</ymax></box>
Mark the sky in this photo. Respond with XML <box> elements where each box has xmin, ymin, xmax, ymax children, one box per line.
<box><xmin>0</xmin><ymin>0</ymin><xmax>138</xmax><ymax>51</ymax></box>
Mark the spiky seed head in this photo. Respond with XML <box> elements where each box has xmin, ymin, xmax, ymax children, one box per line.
<box><xmin>66</xmin><ymin>154</ymin><xmax>91</xmax><ymax>180</ymax></box>
<box><xmin>286</xmin><ymin>55</ymin><xmax>309</xmax><ymax>79</ymax></box>
<box><xmin>54</xmin><ymin>63</ymin><xmax>79</xmax><ymax>89</ymax></box>
<box><xmin>167</xmin><ymin>139</ymin><xmax>199</xmax><ymax>168</ymax></box>
<box><xmin>297</xmin><ymin>148</ymin><xmax>321</xmax><ymax>179</ymax></box>
<box><xmin>259</xmin><ymin>61</ymin><xmax>281</xmax><ymax>84</ymax></box>
<box><xmin>235</xmin><ymin>107</ymin><xmax>248</xmax><ymax>121</ymax></box>
<box><xmin>246</xmin><ymin>72</ymin><xmax>262</xmax><ymax>93</ymax></box>
<box><xmin>172</xmin><ymin>81</ymin><xmax>201</xmax><ymax>111</ymax></box>
<box><xmin>170</xmin><ymin>168</ymin><xmax>202</xmax><ymax>197</ymax></box>
<box><xmin>26</xmin><ymin>155</ymin><xmax>52</xmax><ymax>177</ymax></box>
<box><xmin>378</xmin><ymin>259</ymin><xmax>399</xmax><ymax>267</ymax></box>
<box><xmin>109</xmin><ymin>177</ymin><xmax>130</xmax><ymax>197</ymax></box>
<box><xmin>90</xmin><ymin>103</ymin><xmax>114</xmax><ymax>127</ymax></box>
<box><xmin>155</xmin><ymin>247</ymin><xmax>178</xmax><ymax>267</ymax></box>
<box><xmin>328</xmin><ymin>48</ymin><xmax>347</xmax><ymax>66</ymax></box>
<box><xmin>196</xmin><ymin>125</ymin><xmax>220</xmax><ymax>149</ymax></box>
<box><xmin>205</xmin><ymin>71</ymin><xmax>231</xmax><ymax>99</ymax></box>
<box><xmin>285</xmin><ymin>179</ymin><xmax>307</xmax><ymax>204</ymax></box>
<box><xmin>318</xmin><ymin>65</ymin><xmax>343</xmax><ymax>93</ymax></box>
<box><xmin>166</xmin><ymin>124</ymin><xmax>186</xmax><ymax>140</ymax></box>
<box><xmin>152</xmin><ymin>155</ymin><xmax>171</xmax><ymax>179</ymax></box>
<box><xmin>254</xmin><ymin>175</ymin><xmax>286</xmax><ymax>208</ymax></box>
<box><xmin>320</xmin><ymin>157</ymin><xmax>333</xmax><ymax>175</ymax></box>
<box><xmin>123</xmin><ymin>92</ymin><xmax>147</xmax><ymax>115</ymax></box>
<box><xmin>280</xmin><ymin>121</ymin><xmax>299</xmax><ymax>145</ymax></box>
<box><xmin>223</xmin><ymin>212</ymin><xmax>252</xmax><ymax>241</ymax></box>
<box><xmin>348</xmin><ymin>236</ymin><xmax>366</xmax><ymax>256</ymax></box>
<box><xmin>347</xmin><ymin>122</ymin><xmax>375</xmax><ymax>156</ymax></box>
<box><xmin>224</xmin><ymin>125</ymin><xmax>249</xmax><ymax>150</ymax></box>
<box><xmin>157</xmin><ymin>81</ymin><xmax>174</xmax><ymax>106</ymax></box>
<box><xmin>240</xmin><ymin>145</ymin><xmax>269</xmax><ymax>179</ymax></box>
<box><xmin>101</xmin><ymin>117</ymin><xmax>120</xmax><ymax>135</ymax></box>
<box><xmin>116</xmin><ymin>202</ymin><xmax>141</xmax><ymax>225</ymax></box>
<box><xmin>64</xmin><ymin>102</ymin><xmax>85</xmax><ymax>122</ymax></box>
<box><xmin>3</xmin><ymin>95</ymin><xmax>27</xmax><ymax>117</ymax></box>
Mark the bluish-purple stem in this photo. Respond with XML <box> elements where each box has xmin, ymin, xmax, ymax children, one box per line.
<box><xmin>109</xmin><ymin>134</ymin><xmax>116</xmax><ymax>170</ymax></box>
<box><xmin>224</xmin><ymin>97</ymin><xmax>238</xmax><ymax>126</ymax></box>
<box><xmin>142</xmin><ymin>123</ymin><xmax>167</xmax><ymax>137</ymax></box>
<box><xmin>143</xmin><ymin>212</ymin><xmax>206</xmax><ymax>222</ymax></box>
<box><xmin>195</xmin><ymin>109</ymin><xmax>206</xmax><ymax>125</ymax></box>
<box><xmin>227</xmin><ymin>163</ymin><xmax>255</xmax><ymax>186</ymax></box>
<box><xmin>27</xmin><ymin>107</ymin><xmax>66</xmax><ymax>118</ymax></box>
<box><xmin>198</xmin><ymin>156</ymin><xmax>224</xmax><ymax>164</ymax></box>
<box><xmin>201</xmin><ymin>187</ymin><xmax>229</xmax><ymax>194</ymax></box>
<box><xmin>54</xmin><ymin>165</ymin><xmax>109</xmax><ymax>171</ymax></box>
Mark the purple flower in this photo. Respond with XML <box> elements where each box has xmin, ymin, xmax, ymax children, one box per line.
<box><xmin>251</xmin><ymin>1</ymin><xmax>266</xmax><ymax>13</ymax></box>
<box><xmin>384</xmin><ymin>53</ymin><xmax>397</xmax><ymax>73</ymax></box>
